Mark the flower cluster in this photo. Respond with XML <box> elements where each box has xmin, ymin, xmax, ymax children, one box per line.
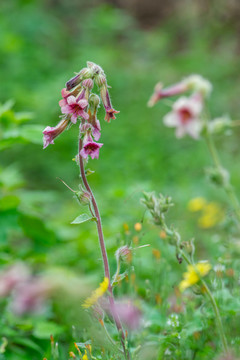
<box><xmin>148</xmin><ymin>74</ymin><xmax>212</xmax><ymax>139</ymax></box>
<box><xmin>43</xmin><ymin>62</ymin><xmax>119</xmax><ymax>160</ymax></box>
<box><xmin>141</xmin><ymin>191</ymin><xmax>174</xmax><ymax>226</ymax></box>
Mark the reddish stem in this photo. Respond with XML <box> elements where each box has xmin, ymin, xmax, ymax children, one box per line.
<box><xmin>78</xmin><ymin>137</ymin><xmax>129</xmax><ymax>359</ymax></box>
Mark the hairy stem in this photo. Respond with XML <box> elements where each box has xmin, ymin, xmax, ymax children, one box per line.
<box><xmin>78</xmin><ymin>136</ymin><xmax>129</xmax><ymax>360</ymax></box>
<box><xmin>179</xmin><ymin>249</ymin><xmax>228</xmax><ymax>353</ymax></box>
<box><xmin>204</xmin><ymin>129</ymin><xmax>240</xmax><ymax>223</ymax></box>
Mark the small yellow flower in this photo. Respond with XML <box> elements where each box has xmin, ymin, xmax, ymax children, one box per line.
<box><xmin>134</xmin><ymin>222</ymin><xmax>142</xmax><ymax>232</ymax></box>
<box><xmin>152</xmin><ymin>248</ymin><xmax>161</xmax><ymax>260</ymax></box>
<box><xmin>179</xmin><ymin>262</ymin><xmax>211</xmax><ymax>292</ymax></box>
<box><xmin>82</xmin><ymin>350</ymin><xmax>88</xmax><ymax>360</ymax></box>
<box><xmin>159</xmin><ymin>230</ymin><xmax>167</xmax><ymax>239</ymax></box>
<box><xmin>188</xmin><ymin>197</ymin><xmax>206</xmax><ymax>212</ymax></box>
<box><xmin>82</xmin><ymin>277</ymin><xmax>109</xmax><ymax>308</ymax></box>
<box><xmin>198</xmin><ymin>202</ymin><xmax>224</xmax><ymax>229</ymax></box>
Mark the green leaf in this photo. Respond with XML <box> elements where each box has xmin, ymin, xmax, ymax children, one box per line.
<box><xmin>18</xmin><ymin>125</ymin><xmax>43</xmax><ymax>144</ymax></box>
<box><xmin>0</xmin><ymin>195</ymin><xmax>20</xmax><ymax>211</ymax></box>
<box><xmin>33</xmin><ymin>321</ymin><xmax>65</xmax><ymax>339</ymax></box>
<box><xmin>71</xmin><ymin>213</ymin><xmax>96</xmax><ymax>224</ymax></box>
<box><xmin>11</xmin><ymin>337</ymin><xmax>42</xmax><ymax>354</ymax></box>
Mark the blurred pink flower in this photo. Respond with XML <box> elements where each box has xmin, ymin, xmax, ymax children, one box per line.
<box><xmin>11</xmin><ymin>279</ymin><xmax>50</xmax><ymax>315</ymax></box>
<box><xmin>60</xmin><ymin>95</ymin><xmax>89</xmax><ymax>124</ymax></box>
<box><xmin>163</xmin><ymin>94</ymin><xmax>203</xmax><ymax>139</ymax></box>
<box><xmin>148</xmin><ymin>81</ymin><xmax>188</xmax><ymax>107</ymax></box>
<box><xmin>43</xmin><ymin>117</ymin><xmax>70</xmax><ymax>149</ymax></box>
<box><xmin>109</xmin><ymin>299</ymin><xmax>142</xmax><ymax>330</ymax></box>
<box><xmin>0</xmin><ymin>263</ymin><xmax>30</xmax><ymax>297</ymax></box>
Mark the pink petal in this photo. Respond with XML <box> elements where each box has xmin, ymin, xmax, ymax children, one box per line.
<box><xmin>67</xmin><ymin>96</ymin><xmax>77</xmax><ymax>105</ymax></box>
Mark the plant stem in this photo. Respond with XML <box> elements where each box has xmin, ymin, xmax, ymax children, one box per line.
<box><xmin>201</xmin><ymin>279</ymin><xmax>229</xmax><ymax>354</ymax></box>
<box><xmin>78</xmin><ymin>136</ymin><xmax>129</xmax><ymax>360</ymax></box>
<box><xmin>179</xmin><ymin>248</ymin><xmax>228</xmax><ymax>353</ymax></box>
<box><xmin>204</xmin><ymin>129</ymin><xmax>240</xmax><ymax>222</ymax></box>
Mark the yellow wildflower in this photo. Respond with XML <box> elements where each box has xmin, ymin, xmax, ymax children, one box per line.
<box><xmin>82</xmin><ymin>351</ymin><xmax>88</xmax><ymax>360</ymax></box>
<box><xmin>198</xmin><ymin>202</ymin><xmax>224</xmax><ymax>229</ymax></box>
<box><xmin>152</xmin><ymin>248</ymin><xmax>161</xmax><ymax>260</ymax></box>
<box><xmin>134</xmin><ymin>222</ymin><xmax>142</xmax><ymax>232</ymax></box>
<box><xmin>82</xmin><ymin>277</ymin><xmax>109</xmax><ymax>308</ymax></box>
<box><xmin>188</xmin><ymin>197</ymin><xmax>206</xmax><ymax>212</ymax></box>
<box><xmin>179</xmin><ymin>262</ymin><xmax>211</xmax><ymax>292</ymax></box>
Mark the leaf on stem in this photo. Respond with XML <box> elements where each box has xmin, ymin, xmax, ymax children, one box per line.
<box><xmin>71</xmin><ymin>213</ymin><xmax>96</xmax><ymax>224</ymax></box>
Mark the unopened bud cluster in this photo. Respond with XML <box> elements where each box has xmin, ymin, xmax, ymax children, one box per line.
<box><xmin>115</xmin><ymin>245</ymin><xmax>132</xmax><ymax>263</ymax></box>
<box><xmin>141</xmin><ymin>192</ymin><xmax>174</xmax><ymax>226</ymax></box>
<box><xmin>43</xmin><ymin>62</ymin><xmax>119</xmax><ymax>160</ymax></box>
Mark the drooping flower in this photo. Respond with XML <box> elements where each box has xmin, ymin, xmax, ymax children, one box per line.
<box><xmin>87</xmin><ymin>94</ymin><xmax>101</xmax><ymax>140</ymax></box>
<box><xmin>82</xmin><ymin>277</ymin><xmax>109</xmax><ymax>308</ymax></box>
<box><xmin>163</xmin><ymin>94</ymin><xmax>203</xmax><ymax>139</ymax></box>
<box><xmin>88</xmin><ymin>110</ymin><xmax>101</xmax><ymax>141</ymax></box>
<box><xmin>99</xmin><ymin>81</ymin><xmax>119</xmax><ymax>123</ymax></box>
<box><xmin>148</xmin><ymin>81</ymin><xmax>188</xmax><ymax>107</ymax></box>
<box><xmin>80</xmin><ymin>132</ymin><xmax>103</xmax><ymax>160</ymax></box>
<box><xmin>179</xmin><ymin>262</ymin><xmax>211</xmax><ymax>292</ymax></box>
<box><xmin>60</xmin><ymin>95</ymin><xmax>89</xmax><ymax>124</ymax></box>
<box><xmin>43</xmin><ymin>117</ymin><xmax>70</xmax><ymax>149</ymax></box>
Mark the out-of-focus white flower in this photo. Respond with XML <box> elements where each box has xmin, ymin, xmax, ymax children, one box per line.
<box><xmin>163</xmin><ymin>94</ymin><xmax>203</xmax><ymax>139</ymax></box>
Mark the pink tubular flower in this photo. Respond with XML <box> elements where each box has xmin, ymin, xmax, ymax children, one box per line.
<box><xmin>60</xmin><ymin>95</ymin><xmax>89</xmax><ymax>124</ymax></box>
<box><xmin>100</xmin><ymin>84</ymin><xmax>119</xmax><ymax>123</ymax></box>
<box><xmin>88</xmin><ymin>110</ymin><xmax>101</xmax><ymax>141</ymax></box>
<box><xmin>59</xmin><ymin>88</ymin><xmax>71</xmax><ymax>108</ymax></box>
<box><xmin>148</xmin><ymin>81</ymin><xmax>188</xmax><ymax>107</ymax></box>
<box><xmin>163</xmin><ymin>94</ymin><xmax>203</xmax><ymax>139</ymax></box>
<box><xmin>80</xmin><ymin>133</ymin><xmax>103</xmax><ymax>160</ymax></box>
<box><xmin>43</xmin><ymin>117</ymin><xmax>70</xmax><ymax>149</ymax></box>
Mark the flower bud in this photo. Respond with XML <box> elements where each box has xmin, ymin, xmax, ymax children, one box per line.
<box><xmin>208</xmin><ymin>116</ymin><xmax>232</xmax><ymax>135</ymax></box>
<box><xmin>115</xmin><ymin>245</ymin><xmax>132</xmax><ymax>263</ymax></box>
<box><xmin>95</xmin><ymin>74</ymin><xmax>107</xmax><ymax>87</ymax></box>
<box><xmin>66</xmin><ymin>74</ymin><xmax>82</xmax><ymax>91</ymax></box>
<box><xmin>205</xmin><ymin>166</ymin><xmax>230</xmax><ymax>187</ymax></box>
<box><xmin>89</xmin><ymin>94</ymin><xmax>100</xmax><ymax>113</ymax></box>
<box><xmin>79</xmin><ymin>67</ymin><xmax>94</xmax><ymax>79</ymax></box>
<box><xmin>183</xmin><ymin>74</ymin><xmax>212</xmax><ymax>97</ymax></box>
<box><xmin>76</xmin><ymin>189</ymin><xmax>91</xmax><ymax>206</ymax></box>
<box><xmin>82</xmin><ymin>79</ymin><xmax>94</xmax><ymax>90</ymax></box>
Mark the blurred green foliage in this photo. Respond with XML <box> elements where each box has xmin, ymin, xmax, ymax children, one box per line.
<box><xmin>0</xmin><ymin>0</ymin><xmax>240</xmax><ymax>359</ymax></box>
